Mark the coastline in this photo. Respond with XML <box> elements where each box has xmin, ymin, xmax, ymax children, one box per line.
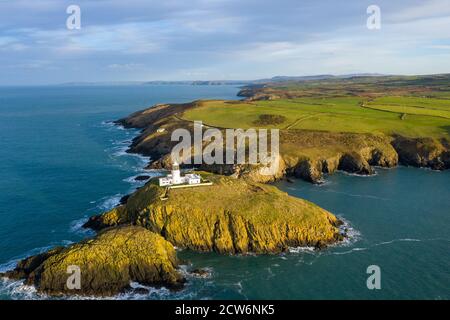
<box><xmin>1</xmin><ymin>82</ymin><xmax>449</xmax><ymax>299</ymax></box>
<box><xmin>114</xmin><ymin>99</ymin><xmax>449</xmax><ymax>186</ymax></box>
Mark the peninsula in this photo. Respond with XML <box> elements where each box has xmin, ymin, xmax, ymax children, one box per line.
<box><xmin>120</xmin><ymin>74</ymin><xmax>449</xmax><ymax>183</ymax></box>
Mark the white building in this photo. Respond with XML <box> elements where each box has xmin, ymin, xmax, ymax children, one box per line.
<box><xmin>159</xmin><ymin>162</ymin><xmax>201</xmax><ymax>186</ymax></box>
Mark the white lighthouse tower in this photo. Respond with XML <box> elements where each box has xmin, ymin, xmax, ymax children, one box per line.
<box><xmin>171</xmin><ymin>161</ymin><xmax>182</xmax><ymax>184</ymax></box>
<box><xmin>158</xmin><ymin>161</ymin><xmax>202</xmax><ymax>187</ymax></box>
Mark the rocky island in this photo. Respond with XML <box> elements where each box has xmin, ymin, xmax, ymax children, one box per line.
<box><xmin>1</xmin><ymin>226</ymin><xmax>184</xmax><ymax>296</ymax></box>
<box><xmin>85</xmin><ymin>173</ymin><xmax>344</xmax><ymax>254</ymax></box>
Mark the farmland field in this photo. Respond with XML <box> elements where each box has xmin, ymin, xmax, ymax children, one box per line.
<box><xmin>182</xmin><ymin>96</ymin><xmax>450</xmax><ymax>139</ymax></box>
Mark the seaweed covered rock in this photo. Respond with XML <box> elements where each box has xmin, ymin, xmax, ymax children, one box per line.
<box><xmin>85</xmin><ymin>174</ymin><xmax>343</xmax><ymax>254</ymax></box>
<box><xmin>1</xmin><ymin>226</ymin><xmax>184</xmax><ymax>296</ymax></box>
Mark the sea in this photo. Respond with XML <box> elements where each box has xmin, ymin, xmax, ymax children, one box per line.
<box><xmin>0</xmin><ymin>85</ymin><xmax>448</xmax><ymax>300</ymax></box>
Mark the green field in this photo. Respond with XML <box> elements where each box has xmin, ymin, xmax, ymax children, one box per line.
<box><xmin>182</xmin><ymin>96</ymin><xmax>450</xmax><ymax>139</ymax></box>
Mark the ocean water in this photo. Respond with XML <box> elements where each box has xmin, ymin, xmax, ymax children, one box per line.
<box><xmin>0</xmin><ymin>85</ymin><xmax>449</xmax><ymax>300</ymax></box>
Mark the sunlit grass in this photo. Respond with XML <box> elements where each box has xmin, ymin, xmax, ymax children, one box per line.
<box><xmin>182</xmin><ymin>97</ymin><xmax>450</xmax><ymax>138</ymax></box>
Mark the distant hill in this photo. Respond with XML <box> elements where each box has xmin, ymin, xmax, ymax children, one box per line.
<box><xmin>56</xmin><ymin>73</ymin><xmax>390</xmax><ymax>87</ymax></box>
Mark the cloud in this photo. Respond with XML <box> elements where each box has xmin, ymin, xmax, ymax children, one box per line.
<box><xmin>1</xmin><ymin>0</ymin><xmax>450</xmax><ymax>84</ymax></box>
<box><xmin>107</xmin><ymin>63</ymin><xmax>143</xmax><ymax>69</ymax></box>
<box><xmin>428</xmin><ymin>44</ymin><xmax>450</xmax><ymax>50</ymax></box>
<box><xmin>387</xmin><ymin>0</ymin><xmax>450</xmax><ymax>22</ymax></box>
<box><xmin>0</xmin><ymin>36</ymin><xmax>27</xmax><ymax>51</ymax></box>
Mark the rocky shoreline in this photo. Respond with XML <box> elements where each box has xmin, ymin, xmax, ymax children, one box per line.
<box><xmin>1</xmin><ymin>170</ymin><xmax>345</xmax><ymax>297</ymax></box>
<box><xmin>2</xmin><ymin>95</ymin><xmax>448</xmax><ymax>297</ymax></box>
<box><xmin>116</xmin><ymin>101</ymin><xmax>449</xmax><ymax>184</ymax></box>
<box><xmin>1</xmin><ymin>226</ymin><xmax>185</xmax><ymax>296</ymax></box>
<box><xmin>83</xmin><ymin>173</ymin><xmax>345</xmax><ymax>254</ymax></box>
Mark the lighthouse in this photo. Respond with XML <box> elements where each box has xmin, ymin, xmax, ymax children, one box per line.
<box><xmin>158</xmin><ymin>162</ymin><xmax>202</xmax><ymax>187</ymax></box>
<box><xmin>171</xmin><ymin>161</ymin><xmax>182</xmax><ymax>184</ymax></box>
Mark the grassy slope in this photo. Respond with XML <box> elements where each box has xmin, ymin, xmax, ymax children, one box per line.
<box><xmin>182</xmin><ymin>97</ymin><xmax>450</xmax><ymax>139</ymax></box>
<box><xmin>97</xmin><ymin>173</ymin><xmax>342</xmax><ymax>253</ymax></box>
<box><xmin>3</xmin><ymin>226</ymin><xmax>184</xmax><ymax>295</ymax></box>
<box><xmin>181</xmin><ymin>78</ymin><xmax>450</xmax><ymax>171</ymax></box>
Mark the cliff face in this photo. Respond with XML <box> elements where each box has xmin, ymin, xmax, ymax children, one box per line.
<box><xmin>280</xmin><ymin>130</ymin><xmax>399</xmax><ymax>183</ymax></box>
<box><xmin>85</xmin><ymin>174</ymin><xmax>344</xmax><ymax>254</ymax></box>
<box><xmin>392</xmin><ymin>136</ymin><xmax>450</xmax><ymax>170</ymax></box>
<box><xmin>118</xmin><ymin>101</ymin><xmax>448</xmax><ymax>185</ymax></box>
<box><xmin>1</xmin><ymin>226</ymin><xmax>184</xmax><ymax>296</ymax></box>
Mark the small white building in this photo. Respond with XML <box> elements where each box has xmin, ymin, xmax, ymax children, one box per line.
<box><xmin>159</xmin><ymin>162</ymin><xmax>201</xmax><ymax>186</ymax></box>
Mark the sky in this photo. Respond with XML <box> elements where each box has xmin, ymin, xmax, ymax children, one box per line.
<box><xmin>1</xmin><ymin>0</ymin><xmax>450</xmax><ymax>85</ymax></box>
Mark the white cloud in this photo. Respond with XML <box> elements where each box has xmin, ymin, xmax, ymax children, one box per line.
<box><xmin>0</xmin><ymin>36</ymin><xmax>28</xmax><ymax>51</ymax></box>
<box><xmin>387</xmin><ymin>0</ymin><xmax>450</xmax><ymax>22</ymax></box>
<box><xmin>2</xmin><ymin>0</ymin><xmax>450</xmax><ymax>84</ymax></box>
<box><xmin>107</xmin><ymin>63</ymin><xmax>143</xmax><ymax>69</ymax></box>
<box><xmin>428</xmin><ymin>44</ymin><xmax>450</xmax><ymax>50</ymax></box>
<box><xmin>13</xmin><ymin>22</ymin><xmax>168</xmax><ymax>55</ymax></box>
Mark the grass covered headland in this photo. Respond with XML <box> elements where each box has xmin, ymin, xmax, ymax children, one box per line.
<box><xmin>123</xmin><ymin>75</ymin><xmax>449</xmax><ymax>184</ymax></box>
<box><xmin>84</xmin><ymin>173</ymin><xmax>343</xmax><ymax>254</ymax></box>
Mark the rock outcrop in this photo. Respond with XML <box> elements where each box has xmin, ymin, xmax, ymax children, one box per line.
<box><xmin>392</xmin><ymin>136</ymin><xmax>449</xmax><ymax>170</ymax></box>
<box><xmin>280</xmin><ymin>130</ymin><xmax>399</xmax><ymax>183</ymax></box>
<box><xmin>1</xmin><ymin>226</ymin><xmax>184</xmax><ymax>296</ymax></box>
<box><xmin>84</xmin><ymin>174</ymin><xmax>344</xmax><ymax>254</ymax></box>
<box><xmin>338</xmin><ymin>153</ymin><xmax>374</xmax><ymax>175</ymax></box>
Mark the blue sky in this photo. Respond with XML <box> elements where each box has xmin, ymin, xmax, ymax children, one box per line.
<box><xmin>1</xmin><ymin>0</ymin><xmax>450</xmax><ymax>84</ymax></box>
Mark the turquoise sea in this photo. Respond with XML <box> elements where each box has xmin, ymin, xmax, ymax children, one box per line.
<box><xmin>0</xmin><ymin>85</ymin><xmax>448</xmax><ymax>299</ymax></box>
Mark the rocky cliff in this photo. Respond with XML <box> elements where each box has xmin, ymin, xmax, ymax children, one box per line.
<box><xmin>392</xmin><ymin>136</ymin><xmax>450</xmax><ymax>170</ymax></box>
<box><xmin>84</xmin><ymin>174</ymin><xmax>344</xmax><ymax>254</ymax></box>
<box><xmin>117</xmin><ymin>101</ymin><xmax>448</xmax><ymax>184</ymax></box>
<box><xmin>1</xmin><ymin>226</ymin><xmax>184</xmax><ymax>296</ymax></box>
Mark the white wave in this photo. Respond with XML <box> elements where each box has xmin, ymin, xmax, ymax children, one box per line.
<box><xmin>0</xmin><ymin>244</ymin><xmax>57</xmax><ymax>273</ymax></box>
<box><xmin>69</xmin><ymin>217</ymin><xmax>95</xmax><ymax>236</ymax></box>
<box><xmin>97</xmin><ymin>194</ymin><xmax>123</xmax><ymax>211</ymax></box>
<box><xmin>100</xmin><ymin>120</ymin><xmax>115</xmax><ymax>127</ymax></box>
<box><xmin>373</xmin><ymin>165</ymin><xmax>396</xmax><ymax>171</ymax></box>
<box><xmin>111</xmin><ymin>139</ymin><xmax>132</xmax><ymax>147</ymax></box>
<box><xmin>336</xmin><ymin>215</ymin><xmax>361</xmax><ymax>247</ymax></box>
<box><xmin>234</xmin><ymin>281</ymin><xmax>243</xmax><ymax>293</ymax></box>
<box><xmin>331</xmin><ymin>247</ymin><xmax>369</xmax><ymax>256</ymax></box>
<box><xmin>315</xmin><ymin>179</ymin><xmax>332</xmax><ymax>187</ymax></box>
<box><xmin>0</xmin><ymin>260</ymin><xmax>18</xmax><ymax>274</ymax></box>
<box><xmin>286</xmin><ymin>215</ymin><xmax>361</xmax><ymax>258</ymax></box>
<box><xmin>323</xmin><ymin>189</ymin><xmax>390</xmax><ymax>201</ymax></box>
<box><xmin>374</xmin><ymin>238</ymin><xmax>421</xmax><ymax>247</ymax></box>
<box><xmin>329</xmin><ymin>237</ymin><xmax>445</xmax><ymax>258</ymax></box>
<box><xmin>0</xmin><ymin>241</ymin><xmax>78</xmax><ymax>300</ymax></box>
<box><xmin>0</xmin><ymin>279</ymin><xmax>40</xmax><ymax>300</ymax></box>
<box><xmin>98</xmin><ymin>120</ymin><xmax>127</xmax><ymax>131</ymax></box>
<box><xmin>109</xmin><ymin>146</ymin><xmax>151</xmax><ymax>171</ymax></box>
<box><xmin>337</xmin><ymin>170</ymin><xmax>379</xmax><ymax>178</ymax></box>
<box><xmin>190</xmin><ymin>267</ymin><xmax>214</xmax><ymax>279</ymax></box>
<box><xmin>288</xmin><ymin>246</ymin><xmax>315</xmax><ymax>253</ymax></box>
<box><xmin>0</xmin><ymin>277</ymin><xmax>200</xmax><ymax>301</ymax></box>
<box><xmin>61</xmin><ymin>240</ymin><xmax>74</xmax><ymax>246</ymax></box>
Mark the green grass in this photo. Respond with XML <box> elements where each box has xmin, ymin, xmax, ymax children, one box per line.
<box><xmin>182</xmin><ymin>97</ymin><xmax>450</xmax><ymax>139</ymax></box>
<box><xmin>369</xmin><ymin>96</ymin><xmax>450</xmax><ymax>110</ymax></box>
<box><xmin>365</xmin><ymin>104</ymin><xmax>450</xmax><ymax>119</ymax></box>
